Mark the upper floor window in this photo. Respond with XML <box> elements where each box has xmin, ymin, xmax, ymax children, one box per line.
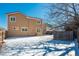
<box><xmin>37</xmin><ymin>21</ymin><xmax>41</xmax><ymax>24</ymax></box>
<box><xmin>32</xmin><ymin>21</ymin><xmax>41</xmax><ymax>25</ymax></box>
<box><xmin>10</xmin><ymin>16</ymin><xmax>16</xmax><ymax>22</ymax></box>
<box><xmin>32</xmin><ymin>22</ymin><xmax>37</xmax><ymax>25</ymax></box>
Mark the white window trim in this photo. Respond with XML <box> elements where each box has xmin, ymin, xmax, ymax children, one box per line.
<box><xmin>36</xmin><ymin>28</ymin><xmax>41</xmax><ymax>32</ymax></box>
<box><xmin>9</xmin><ymin>16</ymin><xmax>16</xmax><ymax>22</ymax></box>
<box><xmin>21</xmin><ymin>27</ymin><xmax>28</xmax><ymax>32</ymax></box>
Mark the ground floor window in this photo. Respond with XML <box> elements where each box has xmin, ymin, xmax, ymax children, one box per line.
<box><xmin>12</xmin><ymin>26</ymin><xmax>19</xmax><ymax>32</ymax></box>
<box><xmin>13</xmin><ymin>27</ymin><xmax>16</xmax><ymax>32</ymax></box>
<box><xmin>37</xmin><ymin>28</ymin><xmax>41</xmax><ymax>32</ymax></box>
<box><xmin>21</xmin><ymin>27</ymin><xmax>28</xmax><ymax>32</ymax></box>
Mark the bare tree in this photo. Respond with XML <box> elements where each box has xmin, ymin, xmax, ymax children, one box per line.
<box><xmin>48</xmin><ymin>3</ymin><xmax>79</xmax><ymax>31</ymax></box>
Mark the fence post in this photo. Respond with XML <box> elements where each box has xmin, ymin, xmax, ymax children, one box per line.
<box><xmin>2</xmin><ymin>31</ymin><xmax>3</xmax><ymax>43</ymax></box>
<box><xmin>0</xmin><ymin>31</ymin><xmax>4</xmax><ymax>44</ymax></box>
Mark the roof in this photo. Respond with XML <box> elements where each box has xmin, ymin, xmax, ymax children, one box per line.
<box><xmin>6</xmin><ymin>12</ymin><xmax>42</xmax><ymax>21</ymax></box>
<box><xmin>6</xmin><ymin>11</ymin><xmax>21</xmax><ymax>15</ymax></box>
<box><xmin>26</xmin><ymin>16</ymin><xmax>41</xmax><ymax>22</ymax></box>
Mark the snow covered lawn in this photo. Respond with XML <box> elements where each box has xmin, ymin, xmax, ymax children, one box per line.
<box><xmin>0</xmin><ymin>35</ymin><xmax>75</xmax><ymax>56</ymax></box>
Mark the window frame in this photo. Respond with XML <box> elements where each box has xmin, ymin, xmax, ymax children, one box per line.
<box><xmin>10</xmin><ymin>16</ymin><xmax>16</xmax><ymax>22</ymax></box>
<box><xmin>21</xmin><ymin>27</ymin><xmax>28</xmax><ymax>32</ymax></box>
<box><xmin>36</xmin><ymin>28</ymin><xmax>41</xmax><ymax>32</ymax></box>
<box><xmin>13</xmin><ymin>27</ymin><xmax>16</xmax><ymax>32</ymax></box>
<box><xmin>37</xmin><ymin>21</ymin><xmax>41</xmax><ymax>24</ymax></box>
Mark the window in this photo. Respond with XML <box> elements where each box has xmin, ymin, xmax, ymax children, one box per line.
<box><xmin>32</xmin><ymin>21</ymin><xmax>41</xmax><ymax>25</ymax></box>
<box><xmin>21</xmin><ymin>27</ymin><xmax>28</xmax><ymax>32</ymax></box>
<box><xmin>32</xmin><ymin>22</ymin><xmax>37</xmax><ymax>25</ymax></box>
<box><xmin>10</xmin><ymin>16</ymin><xmax>16</xmax><ymax>22</ymax></box>
<box><xmin>37</xmin><ymin>21</ymin><xmax>41</xmax><ymax>24</ymax></box>
<box><xmin>37</xmin><ymin>28</ymin><xmax>41</xmax><ymax>32</ymax></box>
<box><xmin>13</xmin><ymin>26</ymin><xmax>19</xmax><ymax>32</ymax></box>
<box><xmin>13</xmin><ymin>27</ymin><xmax>16</xmax><ymax>32</ymax></box>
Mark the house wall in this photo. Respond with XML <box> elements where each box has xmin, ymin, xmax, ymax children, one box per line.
<box><xmin>8</xmin><ymin>13</ymin><xmax>29</xmax><ymax>37</ymax></box>
<box><xmin>7</xmin><ymin>13</ymin><xmax>45</xmax><ymax>37</ymax></box>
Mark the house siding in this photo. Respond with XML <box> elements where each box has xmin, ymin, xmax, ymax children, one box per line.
<box><xmin>7</xmin><ymin>12</ymin><xmax>46</xmax><ymax>37</ymax></box>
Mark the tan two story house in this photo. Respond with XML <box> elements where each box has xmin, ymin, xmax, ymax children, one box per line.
<box><xmin>7</xmin><ymin>12</ymin><xmax>46</xmax><ymax>37</ymax></box>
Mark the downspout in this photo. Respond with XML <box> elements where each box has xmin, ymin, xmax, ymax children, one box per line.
<box><xmin>41</xmin><ymin>19</ymin><xmax>43</xmax><ymax>35</ymax></box>
<box><xmin>28</xmin><ymin>18</ymin><xmax>30</xmax><ymax>36</ymax></box>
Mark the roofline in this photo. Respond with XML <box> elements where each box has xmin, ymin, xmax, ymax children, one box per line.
<box><xmin>6</xmin><ymin>11</ymin><xmax>21</xmax><ymax>15</ymax></box>
<box><xmin>6</xmin><ymin>11</ymin><xmax>43</xmax><ymax>21</ymax></box>
<box><xmin>26</xmin><ymin>16</ymin><xmax>42</xmax><ymax>21</ymax></box>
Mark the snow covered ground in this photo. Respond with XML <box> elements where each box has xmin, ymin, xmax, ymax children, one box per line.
<box><xmin>0</xmin><ymin>35</ymin><xmax>76</xmax><ymax>56</ymax></box>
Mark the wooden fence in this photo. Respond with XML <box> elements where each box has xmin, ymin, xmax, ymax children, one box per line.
<box><xmin>77</xmin><ymin>30</ymin><xmax>79</xmax><ymax>43</ymax></box>
<box><xmin>0</xmin><ymin>30</ymin><xmax>5</xmax><ymax>45</ymax></box>
<box><xmin>0</xmin><ymin>31</ymin><xmax>3</xmax><ymax>42</ymax></box>
<box><xmin>53</xmin><ymin>31</ymin><xmax>73</xmax><ymax>40</ymax></box>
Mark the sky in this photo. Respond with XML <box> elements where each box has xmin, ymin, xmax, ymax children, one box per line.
<box><xmin>0</xmin><ymin>3</ymin><xmax>49</xmax><ymax>29</ymax></box>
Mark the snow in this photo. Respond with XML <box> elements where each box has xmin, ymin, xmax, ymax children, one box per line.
<box><xmin>74</xmin><ymin>39</ymin><xmax>79</xmax><ymax>56</ymax></box>
<box><xmin>0</xmin><ymin>35</ymin><xmax>76</xmax><ymax>56</ymax></box>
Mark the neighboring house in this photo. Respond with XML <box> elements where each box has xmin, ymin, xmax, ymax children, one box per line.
<box><xmin>46</xmin><ymin>26</ymin><xmax>52</xmax><ymax>31</ymax></box>
<box><xmin>45</xmin><ymin>27</ymin><xmax>53</xmax><ymax>35</ymax></box>
<box><xmin>45</xmin><ymin>24</ymin><xmax>53</xmax><ymax>34</ymax></box>
<box><xmin>7</xmin><ymin>12</ymin><xmax>46</xmax><ymax>37</ymax></box>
